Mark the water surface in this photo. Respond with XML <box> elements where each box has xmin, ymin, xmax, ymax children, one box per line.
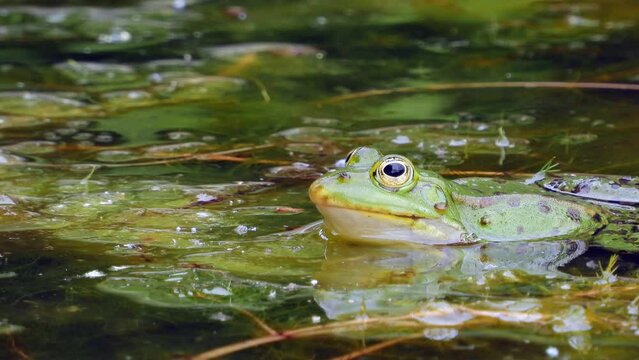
<box><xmin>1</xmin><ymin>1</ymin><xmax>639</xmax><ymax>359</ymax></box>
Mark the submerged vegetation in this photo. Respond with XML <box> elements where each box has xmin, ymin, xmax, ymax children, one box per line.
<box><xmin>1</xmin><ymin>0</ymin><xmax>639</xmax><ymax>358</ymax></box>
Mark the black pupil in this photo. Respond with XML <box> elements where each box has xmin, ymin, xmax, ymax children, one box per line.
<box><xmin>345</xmin><ymin>152</ymin><xmax>353</xmax><ymax>163</ymax></box>
<box><xmin>383</xmin><ymin>162</ymin><xmax>405</xmax><ymax>177</ymax></box>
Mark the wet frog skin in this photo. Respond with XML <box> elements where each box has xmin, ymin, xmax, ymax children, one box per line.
<box><xmin>309</xmin><ymin>147</ymin><xmax>616</xmax><ymax>246</ymax></box>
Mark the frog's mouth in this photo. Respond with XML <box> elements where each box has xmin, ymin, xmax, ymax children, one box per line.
<box><xmin>309</xmin><ymin>180</ymin><xmax>468</xmax><ymax>245</ymax></box>
<box><xmin>312</xmin><ymin>203</ymin><xmax>467</xmax><ymax>245</ymax></box>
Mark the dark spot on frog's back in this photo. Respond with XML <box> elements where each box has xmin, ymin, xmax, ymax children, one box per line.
<box><xmin>537</xmin><ymin>200</ymin><xmax>551</xmax><ymax>214</ymax></box>
<box><xmin>507</xmin><ymin>197</ymin><xmax>520</xmax><ymax>207</ymax></box>
<box><xmin>517</xmin><ymin>225</ymin><xmax>524</xmax><ymax>235</ymax></box>
<box><xmin>571</xmin><ymin>180</ymin><xmax>592</xmax><ymax>194</ymax></box>
<box><xmin>592</xmin><ymin>212</ymin><xmax>603</xmax><ymax>223</ymax></box>
<box><xmin>458</xmin><ymin>195</ymin><xmax>496</xmax><ymax>209</ymax></box>
<box><xmin>619</xmin><ymin>176</ymin><xmax>633</xmax><ymax>185</ymax></box>
<box><xmin>567</xmin><ymin>207</ymin><xmax>581</xmax><ymax>222</ymax></box>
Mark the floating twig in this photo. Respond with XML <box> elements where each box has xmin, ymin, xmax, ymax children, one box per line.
<box><xmin>190</xmin><ymin>306</ymin><xmax>550</xmax><ymax>360</ymax></box>
<box><xmin>232</xmin><ymin>307</ymin><xmax>279</xmax><ymax>336</ymax></box>
<box><xmin>0</xmin><ymin>144</ymin><xmax>283</xmax><ymax>169</ymax></box>
<box><xmin>318</xmin><ymin>81</ymin><xmax>639</xmax><ymax>105</ymax></box>
<box><xmin>7</xmin><ymin>335</ymin><xmax>32</xmax><ymax>360</ymax></box>
<box><xmin>440</xmin><ymin>170</ymin><xmax>522</xmax><ymax>177</ymax></box>
<box><xmin>330</xmin><ymin>334</ymin><xmax>422</xmax><ymax>360</ymax></box>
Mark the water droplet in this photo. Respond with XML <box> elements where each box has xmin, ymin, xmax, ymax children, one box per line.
<box><xmin>83</xmin><ymin>270</ymin><xmax>106</xmax><ymax>278</ymax></box>
<box><xmin>545</xmin><ymin>346</ymin><xmax>559</xmax><ymax>358</ymax></box>
<box><xmin>448</xmin><ymin>138</ymin><xmax>467</xmax><ymax>147</ymax></box>
<box><xmin>202</xmin><ymin>287</ymin><xmax>231</xmax><ymax>296</ymax></box>
<box><xmin>552</xmin><ymin>305</ymin><xmax>591</xmax><ymax>333</ymax></box>
<box><xmin>392</xmin><ymin>135</ymin><xmax>412</xmax><ymax>144</ymax></box>
<box><xmin>234</xmin><ymin>225</ymin><xmax>248</xmax><ymax>235</ymax></box>
<box><xmin>98</xmin><ymin>28</ymin><xmax>132</xmax><ymax>44</ymax></box>
<box><xmin>423</xmin><ymin>328</ymin><xmax>458</xmax><ymax>341</ymax></box>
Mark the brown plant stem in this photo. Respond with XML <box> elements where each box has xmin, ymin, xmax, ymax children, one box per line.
<box><xmin>190</xmin><ymin>306</ymin><xmax>549</xmax><ymax>360</ymax></box>
<box><xmin>7</xmin><ymin>335</ymin><xmax>32</xmax><ymax>360</ymax></box>
<box><xmin>0</xmin><ymin>144</ymin><xmax>281</xmax><ymax>168</ymax></box>
<box><xmin>440</xmin><ymin>170</ymin><xmax>525</xmax><ymax>177</ymax></box>
<box><xmin>330</xmin><ymin>334</ymin><xmax>422</xmax><ymax>360</ymax></box>
<box><xmin>232</xmin><ymin>307</ymin><xmax>279</xmax><ymax>336</ymax></box>
<box><xmin>318</xmin><ymin>81</ymin><xmax>639</xmax><ymax>105</ymax></box>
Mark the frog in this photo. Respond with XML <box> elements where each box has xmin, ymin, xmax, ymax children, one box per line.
<box><xmin>309</xmin><ymin>147</ymin><xmax>639</xmax><ymax>250</ymax></box>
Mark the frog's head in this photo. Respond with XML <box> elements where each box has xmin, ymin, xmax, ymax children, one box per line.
<box><xmin>309</xmin><ymin>147</ymin><xmax>467</xmax><ymax>245</ymax></box>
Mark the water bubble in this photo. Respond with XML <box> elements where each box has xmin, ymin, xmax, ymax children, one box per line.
<box><xmin>95</xmin><ymin>150</ymin><xmax>139</xmax><ymax>163</ymax></box>
<box><xmin>545</xmin><ymin>346</ymin><xmax>559</xmax><ymax>358</ymax></box>
<box><xmin>83</xmin><ymin>270</ymin><xmax>106</xmax><ymax>278</ymax></box>
<box><xmin>43</xmin><ymin>132</ymin><xmax>62</xmax><ymax>141</ymax></box>
<box><xmin>202</xmin><ymin>287</ymin><xmax>231</xmax><ymax>296</ymax></box>
<box><xmin>93</xmin><ymin>132</ymin><xmax>120</xmax><ymax>145</ymax></box>
<box><xmin>68</xmin><ymin>120</ymin><xmax>91</xmax><ymax>129</ymax></box>
<box><xmin>552</xmin><ymin>305</ymin><xmax>591</xmax><ymax>333</ymax></box>
<box><xmin>3</xmin><ymin>141</ymin><xmax>57</xmax><ymax>155</ymax></box>
<box><xmin>301</xmin><ymin>117</ymin><xmax>339</xmax><ymax>126</ymax></box>
<box><xmin>234</xmin><ymin>225</ymin><xmax>249</xmax><ymax>235</ymax></box>
<box><xmin>149</xmin><ymin>73</ymin><xmax>163</xmax><ymax>83</ymax></box>
<box><xmin>166</xmin><ymin>131</ymin><xmax>194</xmax><ymax>141</ymax></box>
<box><xmin>495</xmin><ymin>127</ymin><xmax>511</xmax><ymax>148</ymax></box>
<box><xmin>98</xmin><ymin>28</ymin><xmax>132</xmax><ymax>44</ymax></box>
<box><xmin>210</xmin><ymin>312</ymin><xmax>232</xmax><ymax>322</ymax></box>
<box><xmin>72</xmin><ymin>132</ymin><xmax>94</xmax><ymax>141</ymax></box>
<box><xmin>568</xmin><ymin>334</ymin><xmax>592</xmax><ymax>352</ymax></box>
<box><xmin>172</xmin><ymin>0</ymin><xmax>187</xmax><ymax>10</ymax></box>
<box><xmin>508</xmin><ymin>114</ymin><xmax>536</xmax><ymax>125</ymax></box>
<box><xmin>315</xmin><ymin>16</ymin><xmax>328</xmax><ymax>26</ymax></box>
<box><xmin>628</xmin><ymin>302</ymin><xmax>639</xmax><ymax>316</ymax></box>
<box><xmin>144</xmin><ymin>142</ymin><xmax>206</xmax><ymax>157</ymax></box>
<box><xmin>412</xmin><ymin>302</ymin><xmax>474</xmax><ymax>326</ymax></box>
<box><xmin>423</xmin><ymin>328</ymin><xmax>458</xmax><ymax>341</ymax></box>
<box><xmin>391</xmin><ymin>135</ymin><xmax>412</xmax><ymax>144</ymax></box>
<box><xmin>268</xmin><ymin>290</ymin><xmax>277</xmax><ymax>300</ymax></box>
<box><xmin>448</xmin><ymin>138</ymin><xmax>467</xmax><ymax>147</ymax></box>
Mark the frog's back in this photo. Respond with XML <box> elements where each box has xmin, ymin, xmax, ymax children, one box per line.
<box><xmin>450</xmin><ymin>177</ymin><xmax>607</xmax><ymax>242</ymax></box>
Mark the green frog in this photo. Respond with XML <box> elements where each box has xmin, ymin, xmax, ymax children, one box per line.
<box><xmin>309</xmin><ymin>147</ymin><xmax>639</xmax><ymax>249</ymax></box>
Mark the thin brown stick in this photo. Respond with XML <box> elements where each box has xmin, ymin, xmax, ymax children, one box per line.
<box><xmin>330</xmin><ymin>334</ymin><xmax>422</xmax><ymax>360</ymax></box>
<box><xmin>191</xmin><ymin>333</ymin><xmax>288</xmax><ymax>360</ymax></box>
<box><xmin>217</xmin><ymin>53</ymin><xmax>258</xmax><ymax>77</ymax></box>
<box><xmin>318</xmin><ymin>81</ymin><xmax>639</xmax><ymax>104</ymax></box>
<box><xmin>440</xmin><ymin>170</ymin><xmax>526</xmax><ymax>177</ymax></box>
<box><xmin>191</xmin><ymin>317</ymin><xmax>398</xmax><ymax>360</ymax></box>
<box><xmin>8</xmin><ymin>335</ymin><xmax>32</xmax><ymax>360</ymax></box>
<box><xmin>233</xmin><ymin>307</ymin><xmax>279</xmax><ymax>336</ymax></box>
<box><xmin>0</xmin><ymin>144</ymin><xmax>278</xmax><ymax>168</ymax></box>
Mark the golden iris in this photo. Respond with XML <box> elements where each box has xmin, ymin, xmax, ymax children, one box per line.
<box><xmin>373</xmin><ymin>155</ymin><xmax>415</xmax><ymax>191</ymax></box>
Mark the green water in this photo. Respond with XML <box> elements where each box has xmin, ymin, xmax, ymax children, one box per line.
<box><xmin>1</xmin><ymin>0</ymin><xmax>639</xmax><ymax>359</ymax></box>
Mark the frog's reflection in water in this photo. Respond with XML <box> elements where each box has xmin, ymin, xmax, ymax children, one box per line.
<box><xmin>314</xmin><ymin>240</ymin><xmax>586</xmax><ymax>319</ymax></box>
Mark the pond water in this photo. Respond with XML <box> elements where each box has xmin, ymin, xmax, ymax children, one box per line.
<box><xmin>1</xmin><ymin>0</ymin><xmax>639</xmax><ymax>359</ymax></box>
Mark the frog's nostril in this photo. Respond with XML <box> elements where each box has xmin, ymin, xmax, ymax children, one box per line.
<box><xmin>337</xmin><ymin>172</ymin><xmax>350</xmax><ymax>182</ymax></box>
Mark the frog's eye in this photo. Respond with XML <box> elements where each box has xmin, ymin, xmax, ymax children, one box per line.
<box><xmin>344</xmin><ymin>148</ymin><xmax>359</xmax><ymax>165</ymax></box>
<box><xmin>373</xmin><ymin>156</ymin><xmax>416</xmax><ymax>191</ymax></box>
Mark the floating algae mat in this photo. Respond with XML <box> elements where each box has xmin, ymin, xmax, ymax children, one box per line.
<box><xmin>2</xmin><ymin>0</ymin><xmax>639</xmax><ymax>359</ymax></box>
